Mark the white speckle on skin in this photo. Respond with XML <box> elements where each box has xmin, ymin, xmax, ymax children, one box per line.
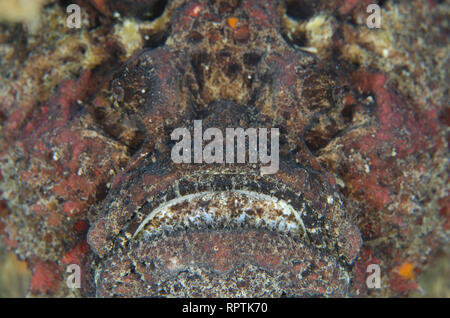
<box><xmin>168</xmin><ymin>257</ymin><xmax>181</xmax><ymax>270</ymax></box>
<box><xmin>392</xmin><ymin>148</ymin><xmax>397</xmax><ymax>157</ymax></box>
<box><xmin>236</xmin><ymin>213</ymin><xmax>247</xmax><ymax>224</ymax></box>
<box><xmin>327</xmin><ymin>196</ymin><xmax>334</xmax><ymax>204</ymax></box>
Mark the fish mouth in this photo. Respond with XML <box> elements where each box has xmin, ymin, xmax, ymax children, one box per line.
<box><xmin>113</xmin><ymin>190</ymin><xmax>349</xmax><ymax>297</ymax></box>
<box><xmin>89</xmin><ymin>165</ymin><xmax>360</xmax><ymax>297</ymax></box>
<box><xmin>133</xmin><ymin>190</ymin><xmax>307</xmax><ymax>241</ymax></box>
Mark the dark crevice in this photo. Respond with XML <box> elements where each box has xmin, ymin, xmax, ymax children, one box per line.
<box><xmin>285</xmin><ymin>0</ymin><xmax>315</xmax><ymax>21</ymax></box>
<box><xmin>282</xmin><ymin>30</ymin><xmax>308</xmax><ymax>48</ymax></box>
<box><xmin>190</xmin><ymin>51</ymin><xmax>209</xmax><ymax>95</ymax></box>
<box><xmin>95</xmin><ymin>182</ymin><xmax>109</xmax><ymax>202</ymax></box>
<box><xmin>243</xmin><ymin>52</ymin><xmax>262</xmax><ymax>68</ymax></box>
<box><xmin>142</xmin><ymin>28</ymin><xmax>170</xmax><ymax>49</ymax></box>
<box><xmin>107</xmin><ymin>0</ymin><xmax>168</xmax><ymax>21</ymax></box>
<box><xmin>341</xmin><ymin>104</ymin><xmax>355</xmax><ymax>124</ymax></box>
<box><xmin>0</xmin><ymin>111</ymin><xmax>6</xmax><ymax>124</ymax></box>
<box><xmin>377</xmin><ymin>0</ymin><xmax>388</xmax><ymax>7</ymax></box>
<box><xmin>209</xmin><ymin>0</ymin><xmax>241</xmax><ymax>14</ymax></box>
<box><xmin>144</xmin><ymin>0</ymin><xmax>168</xmax><ymax>21</ymax></box>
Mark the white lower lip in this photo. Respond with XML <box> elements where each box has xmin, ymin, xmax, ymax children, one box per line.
<box><xmin>133</xmin><ymin>190</ymin><xmax>307</xmax><ymax>240</ymax></box>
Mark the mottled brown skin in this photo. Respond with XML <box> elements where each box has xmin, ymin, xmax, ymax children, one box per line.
<box><xmin>84</xmin><ymin>0</ymin><xmax>365</xmax><ymax>297</ymax></box>
<box><xmin>0</xmin><ymin>0</ymin><xmax>447</xmax><ymax>297</ymax></box>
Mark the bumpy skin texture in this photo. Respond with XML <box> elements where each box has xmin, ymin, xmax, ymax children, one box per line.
<box><xmin>0</xmin><ymin>0</ymin><xmax>448</xmax><ymax>297</ymax></box>
<box><xmin>87</xmin><ymin>0</ymin><xmax>362</xmax><ymax>297</ymax></box>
